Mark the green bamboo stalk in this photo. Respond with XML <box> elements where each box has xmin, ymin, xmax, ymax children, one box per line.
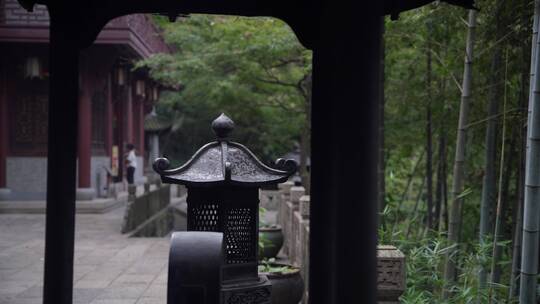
<box><xmin>378</xmin><ymin>18</ymin><xmax>386</xmax><ymax>229</ymax></box>
<box><xmin>392</xmin><ymin>150</ymin><xmax>425</xmax><ymax>233</ymax></box>
<box><xmin>519</xmin><ymin>1</ymin><xmax>540</xmax><ymax>301</ymax></box>
<box><xmin>478</xmin><ymin>31</ymin><xmax>502</xmax><ymax>291</ymax></box>
<box><xmin>435</xmin><ymin>133</ymin><xmax>446</xmax><ymax>232</ymax></box>
<box><xmin>426</xmin><ymin>19</ymin><xmax>434</xmax><ymax>231</ymax></box>
<box><xmin>443</xmin><ymin>10</ymin><xmax>477</xmax><ymax>299</ymax></box>
<box><xmin>509</xmin><ymin>167</ymin><xmax>524</xmax><ymax>300</ymax></box>
<box><xmin>528</xmin><ymin>0</ymin><xmax>540</xmax><ymax>158</ymax></box>
<box><xmin>406</xmin><ymin>176</ymin><xmax>426</xmax><ymax>239</ymax></box>
<box><xmin>510</xmin><ymin>1</ymin><xmax>540</xmax><ymax>299</ymax></box>
<box><xmin>488</xmin><ymin>49</ymin><xmax>510</xmax><ymax>302</ymax></box>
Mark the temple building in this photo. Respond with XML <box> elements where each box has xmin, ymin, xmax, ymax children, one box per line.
<box><xmin>0</xmin><ymin>0</ymin><xmax>170</xmax><ymax>203</ymax></box>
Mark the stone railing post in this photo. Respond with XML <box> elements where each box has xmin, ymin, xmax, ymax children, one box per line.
<box><xmin>121</xmin><ymin>184</ymin><xmax>137</xmax><ymax>233</ymax></box>
<box><xmin>289</xmin><ymin>185</ymin><xmax>305</xmax><ymax>265</ymax></box>
<box><xmin>377</xmin><ymin>245</ymin><xmax>406</xmax><ymax>303</ymax></box>
<box><xmin>259</xmin><ymin>189</ymin><xmax>280</xmax><ymax>211</ymax></box>
<box><xmin>128</xmin><ymin>184</ymin><xmax>137</xmax><ymax>202</ymax></box>
<box><xmin>144</xmin><ymin>182</ymin><xmax>150</xmax><ymax>193</ymax></box>
<box><xmin>176</xmin><ymin>184</ymin><xmax>187</xmax><ymax>198</ymax></box>
<box><xmin>278</xmin><ymin>181</ymin><xmax>294</xmax><ymax>255</ymax></box>
<box><xmin>299</xmin><ymin>195</ymin><xmax>310</xmax><ymax>304</ymax></box>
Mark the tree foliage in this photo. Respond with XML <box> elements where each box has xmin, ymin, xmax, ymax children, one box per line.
<box><xmin>138</xmin><ymin>15</ymin><xmax>311</xmax><ymax>165</ymax></box>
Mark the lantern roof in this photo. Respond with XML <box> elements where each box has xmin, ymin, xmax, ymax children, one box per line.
<box><xmin>144</xmin><ymin>110</ymin><xmax>172</xmax><ymax>133</ymax></box>
<box><xmin>153</xmin><ymin>113</ymin><xmax>297</xmax><ymax>187</ymax></box>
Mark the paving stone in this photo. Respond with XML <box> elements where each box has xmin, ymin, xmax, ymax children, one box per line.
<box><xmin>111</xmin><ymin>274</ymin><xmax>157</xmax><ymax>286</ymax></box>
<box><xmin>6</xmin><ymin>298</ymin><xmax>43</xmax><ymax>304</ymax></box>
<box><xmin>0</xmin><ymin>268</ymin><xmax>19</xmax><ymax>281</ymax></box>
<box><xmin>80</xmin><ymin>268</ymin><xmax>123</xmax><ymax>282</ymax></box>
<box><xmin>153</xmin><ymin>272</ymin><xmax>167</xmax><ymax>285</ymax></box>
<box><xmin>9</xmin><ymin>268</ymin><xmax>43</xmax><ymax>282</ymax></box>
<box><xmin>0</xmin><ymin>295</ymin><xmax>17</xmax><ymax>304</ymax></box>
<box><xmin>0</xmin><ymin>207</ymin><xmax>170</xmax><ymax>303</ymax></box>
<box><xmin>74</xmin><ymin>280</ymin><xmax>111</xmax><ymax>289</ymax></box>
<box><xmin>0</xmin><ymin>281</ymin><xmax>36</xmax><ymax>296</ymax></box>
<box><xmin>94</xmin><ymin>283</ymin><xmax>149</xmax><ymax>300</ymax></box>
<box><xmin>136</xmin><ymin>297</ymin><xmax>164</xmax><ymax>304</ymax></box>
<box><xmin>13</xmin><ymin>285</ymin><xmax>41</xmax><ymax>298</ymax></box>
<box><xmin>74</xmin><ymin>265</ymin><xmax>97</xmax><ymax>282</ymax></box>
<box><xmin>141</xmin><ymin>284</ymin><xmax>166</xmax><ymax>298</ymax></box>
<box><xmin>90</xmin><ymin>300</ymin><xmax>137</xmax><ymax>304</ymax></box>
<box><xmin>73</xmin><ymin>288</ymin><xmax>103</xmax><ymax>304</ymax></box>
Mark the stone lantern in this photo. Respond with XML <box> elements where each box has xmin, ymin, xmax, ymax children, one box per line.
<box><xmin>153</xmin><ymin>113</ymin><xmax>297</xmax><ymax>303</ymax></box>
<box><xmin>144</xmin><ymin>108</ymin><xmax>171</xmax><ymax>182</ymax></box>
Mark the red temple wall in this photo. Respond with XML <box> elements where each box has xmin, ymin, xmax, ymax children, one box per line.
<box><xmin>0</xmin><ymin>44</ymin><xmax>153</xmax><ymax>197</ymax></box>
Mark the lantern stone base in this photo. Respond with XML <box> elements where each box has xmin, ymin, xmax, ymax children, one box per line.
<box><xmin>221</xmin><ymin>275</ymin><xmax>272</xmax><ymax>304</ymax></box>
<box><xmin>0</xmin><ymin>188</ymin><xmax>11</xmax><ymax>200</ymax></box>
<box><xmin>76</xmin><ymin>187</ymin><xmax>96</xmax><ymax>201</ymax></box>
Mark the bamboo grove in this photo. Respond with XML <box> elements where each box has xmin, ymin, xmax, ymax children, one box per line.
<box><xmin>381</xmin><ymin>0</ymin><xmax>540</xmax><ymax>302</ymax></box>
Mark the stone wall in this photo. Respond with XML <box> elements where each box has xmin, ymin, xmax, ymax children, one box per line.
<box><xmin>4</xmin><ymin>155</ymin><xmax>136</xmax><ymax>200</ymax></box>
<box><xmin>275</xmin><ymin>183</ymin><xmax>406</xmax><ymax>304</ymax></box>
<box><xmin>90</xmin><ymin>156</ymin><xmax>110</xmax><ymax>198</ymax></box>
<box><xmin>121</xmin><ymin>184</ymin><xmax>172</xmax><ymax>237</ymax></box>
<box><xmin>6</xmin><ymin>156</ymin><xmax>47</xmax><ymax>200</ymax></box>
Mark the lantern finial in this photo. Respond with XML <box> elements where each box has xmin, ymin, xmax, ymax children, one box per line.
<box><xmin>212</xmin><ymin>113</ymin><xmax>234</xmax><ymax>139</ymax></box>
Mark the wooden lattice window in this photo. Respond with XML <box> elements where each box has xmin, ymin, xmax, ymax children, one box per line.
<box><xmin>9</xmin><ymin>79</ymin><xmax>49</xmax><ymax>156</ymax></box>
<box><xmin>91</xmin><ymin>91</ymin><xmax>106</xmax><ymax>153</ymax></box>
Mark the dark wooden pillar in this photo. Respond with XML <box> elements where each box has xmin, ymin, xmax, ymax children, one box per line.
<box><xmin>309</xmin><ymin>2</ymin><xmax>382</xmax><ymax>303</ymax></box>
<box><xmin>126</xmin><ymin>84</ymin><xmax>134</xmax><ymax>145</ymax></box>
<box><xmin>78</xmin><ymin>58</ymin><xmax>92</xmax><ymax>190</ymax></box>
<box><xmin>138</xmin><ymin>99</ymin><xmax>145</xmax><ymax>160</ymax></box>
<box><xmin>0</xmin><ymin>53</ymin><xmax>8</xmax><ymax>189</ymax></box>
<box><xmin>115</xmin><ymin>84</ymin><xmax>125</xmax><ymax>181</ymax></box>
<box><xmin>105</xmin><ymin>73</ymin><xmax>113</xmax><ymax>156</ymax></box>
<box><xmin>42</xmin><ymin>14</ymin><xmax>79</xmax><ymax>304</ymax></box>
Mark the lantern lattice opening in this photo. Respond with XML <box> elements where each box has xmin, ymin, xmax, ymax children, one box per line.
<box><xmin>224</xmin><ymin>207</ymin><xmax>256</xmax><ymax>264</ymax></box>
<box><xmin>186</xmin><ymin>188</ymin><xmax>258</xmax><ymax>266</ymax></box>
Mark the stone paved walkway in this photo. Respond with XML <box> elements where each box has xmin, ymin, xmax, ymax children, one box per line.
<box><xmin>0</xmin><ymin>207</ymin><xmax>169</xmax><ymax>304</ymax></box>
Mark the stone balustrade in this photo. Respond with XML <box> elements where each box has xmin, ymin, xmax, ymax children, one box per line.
<box><xmin>121</xmin><ymin>183</ymin><xmax>172</xmax><ymax>237</ymax></box>
<box><xmin>272</xmin><ymin>182</ymin><xmax>406</xmax><ymax>304</ymax></box>
<box><xmin>278</xmin><ymin>181</ymin><xmax>294</xmax><ymax>255</ymax></box>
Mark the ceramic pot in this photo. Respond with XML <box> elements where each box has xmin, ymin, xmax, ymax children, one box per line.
<box><xmin>260</xmin><ymin>263</ymin><xmax>304</xmax><ymax>304</ymax></box>
<box><xmin>259</xmin><ymin>225</ymin><xmax>284</xmax><ymax>259</ymax></box>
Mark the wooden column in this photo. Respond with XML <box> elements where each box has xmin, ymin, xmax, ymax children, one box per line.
<box><xmin>116</xmin><ymin>84</ymin><xmax>125</xmax><ymax>181</ymax></box>
<box><xmin>138</xmin><ymin>99</ymin><xmax>145</xmax><ymax>160</ymax></box>
<box><xmin>309</xmin><ymin>2</ymin><xmax>382</xmax><ymax>303</ymax></box>
<box><xmin>105</xmin><ymin>73</ymin><xmax>113</xmax><ymax>156</ymax></box>
<box><xmin>126</xmin><ymin>84</ymin><xmax>134</xmax><ymax>145</ymax></box>
<box><xmin>43</xmin><ymin>14</ymin><xmax>79</xmax><ymax>304</ymax></box>
<box><xmin>77</xmin><ymin>58</ymin><xmax>92</xmax><ymax>190</ymax></box>
<box><xmin>0</xmin><ymin>53</ymin><xmax>8</xmax><ymax>189</ymax></box>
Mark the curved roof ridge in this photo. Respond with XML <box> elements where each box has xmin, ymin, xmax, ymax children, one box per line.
<box><xmin>153</xmin><ymin>115</ymin><xmax>297</xmax><ymax>187</ymax></box>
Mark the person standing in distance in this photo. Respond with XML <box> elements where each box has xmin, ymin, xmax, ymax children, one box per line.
<box><xmin>125</xmin><ymin>143</ymin><xmax>137</xmax><ymax>185</ymax></box>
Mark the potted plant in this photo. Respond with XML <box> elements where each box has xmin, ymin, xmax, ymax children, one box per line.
<box><xmin>259</xmin><ymin>207</ymin><xmax>284</xmax><ymax>259</ymax></box>
<box><xmin>259</xmin><ymin>258</ymin><xmax>304</xmax><ymax>304</ymax></box>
